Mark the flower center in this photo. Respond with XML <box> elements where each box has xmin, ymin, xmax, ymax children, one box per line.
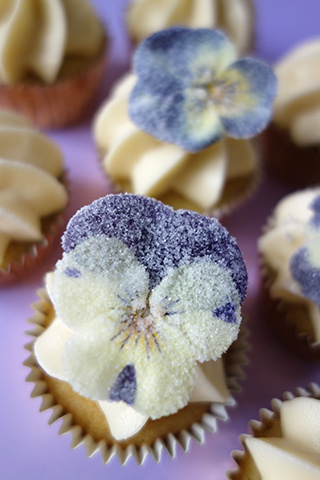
<box><xmin>111</xmin><ymin>296</ymin><xmax>162</xmax><ymax>359</ymax></box>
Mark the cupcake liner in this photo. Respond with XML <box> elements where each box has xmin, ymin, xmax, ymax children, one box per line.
<box><xmin>260</xmin><ymin>258</ymin><xmax>320</xmax><ymax>360</ymax></box>
<box><xmin>24</xmin><ymin>288</ymin><xmax>250</xmax><ymax>465</ymax></box>
<box><xmin>0</xmin><ymin>39</ymin><xmax>108</xmax><ymax>129</ymax></box>
<box><xmin>227</xmin><ymin>382</ymin><xmax>320</xmax><ymax>479</ymax></box>
<box><xmin>0</xmin><ymin>175</ymin><xmax>69</xmax><ymax>287</ymax></box>
<box><xmin>262</xmin><ymin>123</ymin><xmax>320</xmax><ymax>187</ymax></box>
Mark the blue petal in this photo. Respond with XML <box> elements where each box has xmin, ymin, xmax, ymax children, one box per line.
<box><xmin>290</xmin><ymin>247</ymin><xmax>320</xmax><ymax>305</ymax></box>
<box><xmin>133</xmin><ymin>27</ymin><xmax>236</xmax><ymax>87</ymax></box>
<box><xmin>219</xmin><ymin>58</ymin><xmax>277</xmax><ymax>137</ymax></box>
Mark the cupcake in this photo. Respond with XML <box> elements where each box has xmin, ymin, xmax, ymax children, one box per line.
<box><xmin>93</xmin><ymin>27</ymin><xmax>276</xmax><ymax>218</ymax></box>
<box><xmin>264</xmin><ymin>38</ymin><xmax>320</xmax><ymax>186</ymax></box>
<box><xmin>126</xmin><ymin>0</ymin><xmax>255</xmax><ymax>55</ymax></box>
<box><xmin>258</xmin><ymin>187</ymin><xmax>320</xmax><ymax>358</ymax></box>
<box><xmin>26</xmin><ymin>193</ymin><xmax>249</xmax><ymax>464</ymax></box>
<box><xmin>0</xmin><ymin>110</ymin><xmax>68</xmax><ymax>286</ymax></box>
<box><xmin>0</xmin><ymin>0</ymin><xmax>106</xmax><ymax>129</ymax></box>
<box><xmin>228</xmin><ymin>383</ymin><xmax>320</xmax><ymax>479</ymax></box>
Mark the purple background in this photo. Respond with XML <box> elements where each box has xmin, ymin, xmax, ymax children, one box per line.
<box><xmin>1</xmin><ymin>1</ymin><xmax>320</xmax><ymax>479</ymax></box>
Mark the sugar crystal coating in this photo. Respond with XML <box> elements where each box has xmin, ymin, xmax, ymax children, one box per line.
<box><xmin>52</xmin><ymin>194</ymin><xmax>247</xmax><ymax>418</ymax></box>
<box><xmin>63</xmin><ymin>194</ymin><xmax>247</xmax><ymax>301</ymax></box>
<box><xmin>129</xmin><ymin>27</ymin><xmax>277</xmax><ymax>152</ymax></box>
<box><xmin>291</xmin><ymin>194</ymin><xmax>320</xmax><ymax>306</ymax></box>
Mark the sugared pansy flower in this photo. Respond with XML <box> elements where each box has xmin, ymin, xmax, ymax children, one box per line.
<box><xmin>38</xmin><ymin>194</ymin><xmax>247</xmax><ymax>422</ymax></box>
<box><xmin>291</xmin><ymin>195</ymin><xmax>320</xmax><ymax>314</ymax></box>
<box><xmin>129</xmin><ymin>27</ymin><xmax>277</xmax><ymax>152</ymax></box>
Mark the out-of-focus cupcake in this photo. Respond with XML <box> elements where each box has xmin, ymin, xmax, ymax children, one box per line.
<box><xmin>126</xmin><ymin>0</ymin><xmax>255</xmax><ymax>55</ymax></box>
<box><xmin>258</xmin><ymin>188</ymin><xmax>320</xmax><ymax>359</ymax></box>
<box><xmin>0</xmin><ymin>110</ymin><xmax>68</xmax><ymax>286</ymax></box>
<box><xmin>0</xmin><ymin>0</ymin><xmax>107</xmax><ymax>129</ymax></box>
<box><xmin>228</xmin><ymin>383</ymin><xmax>320</xmax><ymax>480</ymax></box>
<box><xmin>25</xmin><ymin>193</ymin><xmax>249</xmax><ymax>464</ymax></box>
<box><xmin>93</xmin><ymin>27</ymin><xmax>276</xmax><ymax>218</ymax></box>
<box><xmin>264</xmin><ymin>38</ymin><xmax>320</xmax><ymax>186</ymax></box>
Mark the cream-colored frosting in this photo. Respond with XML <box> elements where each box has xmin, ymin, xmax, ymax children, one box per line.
<box><xmin>258</xmin><ymin>188</ymin><xmax>320</xmax><ymax>342</ymax></box>
<box><xmin>34</xmin><ymin>272</ymin><xmax>230</xmax><ymax>441</ymax></box>
<box><xmin>0</xmin><ymin>110</ymin><xmax>67</xmax><ymax>265</ymax></box>
<box><xmin>126</xmin><ymin>0</ymin><xmax>254</xmax><ymax>55</ymax></box>
<box><xmin>273</xmin><ymin>38</ymin><xmax>320</xmax><ymax>146</ymax></box>
<box><xmin>93</xmin><ymin>74</ymin><xmax>256</xmax><ymax>213</ymax></box>
<box><xmin>0</xmin><ymin>0</ymin><xmax>104</xmax><ymax>84</ymax></box>
<box><xmin>245</xmin><ymin>397</ymin><xmax>320</xmax><ymax>479</ymax></box>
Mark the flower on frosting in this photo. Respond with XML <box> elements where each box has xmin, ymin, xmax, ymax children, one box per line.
<box><xmin>129</xmin><ymin>27</ymin><xmax>277</xmax><ymax>152</ymax></box>
<box><xmin>48</xmin><ymin>194</ymin><xmax>247</xmax><ymax>419</ymax></box>
<box><xmin>290</xmin><ymin>195</ymin><xmax>320</xmax><ymax>307</ymax></box>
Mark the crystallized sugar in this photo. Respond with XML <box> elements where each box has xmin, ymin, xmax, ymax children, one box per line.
<box><xmin>62</xmin><ymin>193</ymin><xmax>247</xmax><ymax>302</ymax></box>
<box><xmin>51</xmin><ymin>193</ymin><xmax>248</xmax><ymax>418</ymax></box>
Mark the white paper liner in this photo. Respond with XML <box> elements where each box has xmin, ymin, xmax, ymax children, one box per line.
<box><xmin>227</xmin><ymin>382</ymin><xmax>320</xmax><ymax>479</ymax></box>
<box><xmin>24</xmin><ymin>288</ymin><xmax>249</xmax><ymax>465</ymax></box>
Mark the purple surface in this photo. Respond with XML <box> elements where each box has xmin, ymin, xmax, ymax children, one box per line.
<box><xmin>1</xmin><ymin>1</ymin><xmax>320</xmax><ymax>479</ymax></box>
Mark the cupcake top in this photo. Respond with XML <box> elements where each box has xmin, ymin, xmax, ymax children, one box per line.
<box><xmin>0</xmin><ymin>0</ymin><xmax>104</xmax><ymax>85</ymax></box>
<box><xmin>94</xmin><ymin>27</ymin><xmax>276</xmax><ymax>214</ymax></box>
<box><xmin>126</xmin><ymin>0</ymin><xmax>255</xmax><ymax>55</ymax></box>
<box><xmin>245</xmin><ymin>396</ymin><xmax>320</xmax><ymax>478</ymax></box>
<box><xmin>35</xmin><ymin>193</ymin><xmax>248</xmax><ymax>440</ymax></box>
<box><xmin>258</xmin><ymin>188</ymin><xmax>320</xmax><ymax>343</ymax></box>
<box><xmin>273</xmin><ymin>37</ymin><xmax>320</xmax><ymax>146</ymax></box>
<box><xmin>0</xmin><ymin>110</ymin><xmax>67</xmax><ymax>268</ymax></box>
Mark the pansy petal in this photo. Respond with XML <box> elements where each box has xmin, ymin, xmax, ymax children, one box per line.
<box><xmin>51</xmin><ymin>236</ymin><xmax>149</xmax><ymax>331</ymax></box>
<box><xmin>62</xmin><ymin>319</ymin><xmax>131</xmax><ymax>401</ymax></box>
<box><xmin>133</xmin><ymin>322</ymin><xmax>195</xmax><ymax>418</ymax></box>
<box><xmin>133</xmin><ymin>27</ymin><xmax>236</xmax><ymax>86</ymax></box>
<box><xmin>218</xmin><ymin>58</ymin><xmax>277</xmax><ymax>137</ymax></box>
<box><xmin>150</xmin><ymin>260</ymin><xmax>241</xmax><ymax>362</ymax></box>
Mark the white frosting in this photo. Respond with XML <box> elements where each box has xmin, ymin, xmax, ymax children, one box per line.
<box><xmin>34</xmin><ymin>273</ymin><xmax>231</xmax><ymax>441</ymax></box>
<box><xmin>126</xmin><ymin>0</ymin><xmax>254</xmax><ymax>55</ymax></box>
<box><xmin>0</xmin><ymin>110</ymin><xmax>67</xmax><ymax>265</ymax></box>
<box><xmin>258</xmin><ymin>188</ymin><xmax>320</xmax><ymax>342</ymax></box>
<box><xmin>245</xmin><ymin>397</ymin><xmax>320</xmax><ymax>480</ymax></box>
<box><xmin>0</xmin><ymin>0</ymin><xmax>104</xmax><ymax>84</ymax></box>
<box><xmin>273</xmin><ymin>38</ymin><xmax>320</xmax><ymax>146</ymax></box>
<box><xmin>93</xmin><ymin>74</ymin><xmax>256</xmax><ymax>213</ymax></box>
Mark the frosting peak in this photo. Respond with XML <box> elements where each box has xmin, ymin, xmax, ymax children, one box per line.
<box><xmin>0</xmin><ymin>0</ymin><xmax>104</xmax><ymax>84</ymax></box>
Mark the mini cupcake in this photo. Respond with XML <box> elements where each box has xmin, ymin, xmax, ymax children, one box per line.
<box><xmin>258</xmin><ymin>187</ymin><xmax>320</xmax><ymax>358</ymax></box>
<box><xmin>228</xmin><ymin>383</ymin><xmax>320</xmax><ymax>479</ymax></box>
<box><xmin>264</xmin><ymin>38</ymin><xmax>320</xmax><ymax>186</ymax></box>
<box><xmin>25</xmin><ymin>193</ymin><xmax>249</xmax><ymax>464</ymax></box>
<box><xmin>0</xmin><ymin>110</ymin><xmax>68</xmax><ymax>286</ymax></box>
<box><xmin>126</xmin><ymin>0</ymin><xmax>255</xmax><ymax>55</ymax></box>
<box><xmin>93</xmin><ymin>27</ymin><xmax>276</xmax><ymax>218</ymax></box>
<box><xmin>0</xmin><ymin>0</ymin><xmax>107</xmax><ymax>129</ymax></box>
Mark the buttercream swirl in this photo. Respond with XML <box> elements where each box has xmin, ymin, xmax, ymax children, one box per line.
<box><xmin>258</xmin><ymin>188</ymin><xmax>320</xmax><ymax>343</ymax></box>
<box><xmin>245</xmin><ymin>397</ymin><xmax>320</xmax><ymax>479</ymax></box>
<box><xmin>0</xmin><ymin>0</ymin><xmax>104</xmax><ymax>84</ymax></box>
<box><xmin>93</xmin><ymin>73</ymin><xmax>256</xmax><ymax>214</ymax></box>
<box><xmin>126</xmin><ymin>0</ymin><xmax>254</xmax><ymax>55</ymax></box>
<box><xmin>0</xmin><ymin>110</ymin><xmax>68</xmax><ymax>266</ymax></box>
<box><xmin>273</xmin><ymin>38</ymin><xmax>320</xmax><ymax>146</ymax></box>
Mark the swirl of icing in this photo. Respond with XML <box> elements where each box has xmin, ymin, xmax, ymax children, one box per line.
<box><xmin>258</xmin><ymin>188</ymin><xmax>320</xmax><ymax>343</ymax></box>
<box><xmin>273</xmin><ymin>38</ymin><xmax>320</xmax><ymax>146</ymax></box>
<box><xmin>93</xmin><ymin>73</ymin><xmax>257</xmax><ymax>213</ymax></box>
<box><xmin>0</xmin><ymin>110</ymin><xmax>68</xmax><ymax>266</ymax></box>
<box><xmin>0</xmin><ymin>0</ymin><xmax>104</xmax><ymax>84</ymax></box>
<box><xmin>245</xmin><ymin>397</ymin><xmax>320</xmax><ymax>479</ymax></box>
<box><xmin>126</xmin><ymin>0</ymin><xmax>254</xmax><ymax>55</ymax></box>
